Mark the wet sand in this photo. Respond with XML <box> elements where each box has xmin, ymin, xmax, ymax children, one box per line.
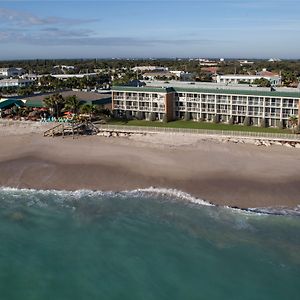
<box><xmin>0</xmin><ymin>124</ymin><xmax>300</xmax><ymax>208</ymax></box>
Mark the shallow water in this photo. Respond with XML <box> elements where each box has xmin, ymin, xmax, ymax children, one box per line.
<box><xmin>0</xmin><ymin>188</ymin><xmax>299</xmax><ymax>299</ymax></box>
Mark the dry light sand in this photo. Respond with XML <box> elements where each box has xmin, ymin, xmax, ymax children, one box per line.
<box><xmin>0</xmin><ymin>121</ymin><xmax>300</xmax><ymax>209</ymax></box>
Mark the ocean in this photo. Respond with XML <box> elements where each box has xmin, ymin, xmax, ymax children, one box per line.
<box><xmin>0</xmin><ymin>187</ymin><xmax>299</xmax><ymax>299</ymax></box>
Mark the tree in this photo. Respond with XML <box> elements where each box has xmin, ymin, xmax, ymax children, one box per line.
<box><xmin>162</xmin><ymin>114</ymin><xmax>168</xmax><ymax>123</ymax></box>
<box><xmin>64</xmin><ymin>95</ymin><xmax>81</xmax><ymax>114</ymax></box>
<box><xmin>184</xmin><ymin>112</ymin><xmax>190</xmax><ymax>121</ymax></box>
<box><xmin>253</xmin><ymin>78</ymin><xmax>271</xmax><ymax>87</ymax></box>
<box><xmin>149</xmin><ymin>112</ymin><xmax>156</xmax><ymax>121</ymax></box>
<box><xmin>288</xmin><ymin>115</ymin><xmax>299</xmax><ymax>133</ymax></box>
<box><xmin>213</xmin><ymin>115</ymin><xmax>220</xmax><ymax>124</ymax></box>
<box><xmin>228</xmin><ymin>116</ymin><xmax>234</xmax><ymax>125</ymax></box>
<box><xmin>80</xmin><ymin>103</ymin><xmax>97</xmax><ymax>117</ymax></box>
<box><xmin>243</xmin><ymin>116</ymin><xmax>251</xmax><ymax>126</ymax></box>
<box><xmin>43</xmin><ymin>93</ymin><xmax>65</xmax><ymax>118</ymax></box>
<box><xmin>260</xmin><ymin>118</ymin><xmax>267</xmax><ymax>128</ymax></box>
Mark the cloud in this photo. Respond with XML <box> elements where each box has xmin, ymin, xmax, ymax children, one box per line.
<box><xmin>0</xmin><ymin>7</ymin><xmax>99</xmax><ymax>26</ymax></box>
<box><xmin>0</xmin><ymin>27</ymin><xmax>222</xmax><ymax>48</ymax></box>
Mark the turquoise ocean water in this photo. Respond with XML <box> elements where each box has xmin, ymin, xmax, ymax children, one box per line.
<box><xmin>0</xmin><ymin>187</ymin><xmax>299</xmax><ymax>300</ymax></box>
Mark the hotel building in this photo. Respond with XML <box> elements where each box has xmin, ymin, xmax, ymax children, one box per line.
<box><xmin>112</xmin><ymin>82</ymin><xmax>300</xmax><ymax>128</ymax></box>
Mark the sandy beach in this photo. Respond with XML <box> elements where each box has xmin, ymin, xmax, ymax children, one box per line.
<box><xmin>0</xmin><ymin>121</ymin><xmax>300</xmax><ymax>209</ymax></box>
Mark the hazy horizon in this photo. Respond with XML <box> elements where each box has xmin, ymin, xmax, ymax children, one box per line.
<box><xmin>0</xmin><ymin>0</ymin><xmax>300</xmax><ymax>60</ymax></box>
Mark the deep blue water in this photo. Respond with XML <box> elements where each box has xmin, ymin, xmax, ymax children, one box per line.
<box><xmin>0</xmin><ymin>188</ymin><xmax>299</xmax><ymax>300</ymax></box>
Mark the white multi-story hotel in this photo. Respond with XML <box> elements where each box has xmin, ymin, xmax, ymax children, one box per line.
<box><xmin>112</xmin><ymin>81</ymin><xmax>300</xmax><ymax>128</ymax></box>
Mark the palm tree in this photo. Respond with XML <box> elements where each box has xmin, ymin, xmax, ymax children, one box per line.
<box><xmin>64</xmin><ymin>95</ymin><xmax>81</xmax><ymax>115</ymax></box>
<box><xmin>43</xmin><ymin>93</ymin><xmax>65</xmax><ymax>118</ymax></box>
<box><xmin>80</xmin><ymin>103</ymin><xmax>96</xmax><ymax>117</ymax></box>
<box><xmin>288</xmin><ymin>115</ymin><xmax>299</xmax><ymax>133</ymax></box>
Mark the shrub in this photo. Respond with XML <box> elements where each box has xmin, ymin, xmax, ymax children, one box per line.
<box><xmin>162</xmin><ymin>114</ymin><xmax>168</xmax><ymax>123</ymax></box>
<box><xmin>184</xmin><ymin>112</ymin><xmax>190</xmax><ymax>121</ymax></box>
<box><xmin>277</xmin><ymin>120</ymin><xmax>284</xmax><ymax>129</ymax></box>
<box><xmin>125</xmin><ymin>110</ymin><xmax>132</xmax><ymax>120</ymax></box>
<box><xmin>243</xmin><ymin>117</ymin><xmax>251</xmax><ymax>126</ymax></box>
<box><xmin>136</xmin><ymin>111</ymin><xmax>144</xmax><ymax>120</ymax></box>
<box><xmin>260</xmin><ymin>118</ymin><xmax>267</xmax><ymax>128</ymax></box>
<box><xmin>213</xmin><ymin>115</ymin><xmax>220</xmax><ymax>124</ymax></box>
<box><xmin>149</xmin><ymin>112</ymin><xmax>156</xmax><ymax>121</ymax></box>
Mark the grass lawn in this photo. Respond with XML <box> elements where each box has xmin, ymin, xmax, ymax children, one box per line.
<box><xmin>107</xmin><ymin>119</ymin><xmax>293</xmax><ymax>134</ymax></box>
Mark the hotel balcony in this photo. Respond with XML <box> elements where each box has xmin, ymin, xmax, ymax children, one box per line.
<box><xmin>139</xmin><ymin>106</ymin><xmax>152</xmax><ymax>111</ymax></box>
<box><xmin>126</xmin><ymin>97</ymin><xmax>138</xmax><ymax>100</ymax></box>
<box><xmin>232</xmin><ymin>101</ymin><xmax>247</xmax><ymax>105</ymax></box>
<box><xmin>152</xmin><ymin>107</ymin><xmax>165</xmax><ymax>112</ymax></box>
<box><xmin>282</xmin><ymin>104</ymin><xmax>297</xmax><ymax>108</ymax></box>
<box><xmin>264</xmin><ymin>112</ymin><xmax>281</xmax><ymax>118</ymax></box>
<box><xmin>217</xmin><ymin>109</ymin><xmax>229</xmax><ymax>114</ymax></box>
<box><xmin>114</xmin><ymin>105</ymin><xmax>125</xmax><ymax>109</ymax></box>
<box><xmin>202</xmin><ymin>99</ymin><xmax>215</xmax><ymax>104</ymax></box>
<box><xmin>178</xmin><ymin>106</ymin><xmax>186</xmax><ymax>111</ymax></box>
<box><xmin>247</xmin><ymin>111</ymin><xmax>263</xmax><ymax>117</ymax></box>
<box><xmin>231</xmin><ymin>110</ymin><xmax>246</xmax><ymax>115</ymax></box>
<box><xmin>126</xmin><ymin>105</ymin><xmax>139</xmax><ymax>110</ymax></box>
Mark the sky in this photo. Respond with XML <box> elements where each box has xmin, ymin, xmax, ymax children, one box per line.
<box><xmin>0</xmin><ymin>0</ymin><xmax>299</xmax><ymax>60</ymax></box>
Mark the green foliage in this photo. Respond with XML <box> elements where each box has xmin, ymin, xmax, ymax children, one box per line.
<box><xmin>253</xmin><ymin>78</ymin><xmax>271</xmax><ymax>87</ymax></box>
<box><xmin>184</xmin><ymin>112</ymin><xmax>190</xmax><ymax>121</ymax></box>
<box><xmin>243</xmin><ymin>116</ymin><xmax>251</xmax><ymax>126</ymax></box>
<box><xmin>43</xmin><ymin>93</ymin><xmax>65</xmax><ymax>118</ymax></box>
<box><xmin>136</xmin><ymin>111</ymin><xmax>144</xmax><ymax>120</ymax></box>
<box><xmin>213</xmin><ymin>115</ymin><xmax>220</xmax><ymax>124</ymax></box>
<box><xmin>64</xmin><ymin>95</ymin><xmax>81</xmax><ymax>114</ymax></box>
<box><xmin>162</xmin><ymin>114</ymin><xmax>168</xmax><ymax>123</ymax></box>
<box><xmin>260</xmin><ymin>118</ymin><xmax>267</xmax><ymax>128</ymax></box>
<box><xmin>149</xmin><ymin>112</ymin><xmax>156</xmax><ymax>121</ymax></box>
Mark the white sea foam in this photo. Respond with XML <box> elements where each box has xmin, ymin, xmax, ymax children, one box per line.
<box><xmin>0</xmin><ymin>186</ymin><xmax>299</xmax><ymax>216</ymax></box>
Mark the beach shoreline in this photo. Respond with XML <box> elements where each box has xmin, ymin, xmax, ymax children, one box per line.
<box><xmin>0</xmin><ymin>122</ymin><xmax>300</xmax><ymax>209</ymax></box>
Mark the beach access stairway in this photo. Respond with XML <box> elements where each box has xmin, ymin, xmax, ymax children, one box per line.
<box><xmin>43</xmin><ymin>121</ymin><xmax>99</xmax><ymax>138</ymax></box>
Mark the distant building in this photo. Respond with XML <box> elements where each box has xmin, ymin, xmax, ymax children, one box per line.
<box><xmin>0</xmin><ymin>78</ymin><xmax>33</xmax><ymax>88</ymax></box>
<box><xmin>132</xmin><ymin>66</ymin><xmax>168</xmax><ymax>72</ymax></box>
<box><xmin>0</xmin><ymin>67</ymin><xmax>25</xmax><ymax>78</ymax></box>
<box><xmin>268</xmin><ymin>58</ymin><xmax>281</xmax><ymax>62</ymax></box>
<box><xmin>50</xmin><ymin>73</ymin><xmax>98</xmax><ymax>80</ymax></box>
<box><xmin>238</xmin><ymin>60</ymin><xmax>254</xmax><ymax>66</ymax></box>
<box><xmin>216</xmin><ymin>74</ymin><xmax>281</xmax><ymax>86</ymax></box>
<box><xmin>142</xmin><ymin>71</ymin><xmax>176</xmax><ymax>80</ymax></box>
<box><xmin>53</xmin><ymin>65</ymin><xmax>75</xmax><ymax>70</ymax></box>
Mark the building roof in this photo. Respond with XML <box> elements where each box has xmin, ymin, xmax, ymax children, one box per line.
<box><xmin>0</xmin><ymin>99</ymin><xmax>24</xmax><ymax>109</ymax></box>
<box><xmin>20</xmin><ymin>90</ymin><xmax>112</xmax><ymax>107</ymax></box>
<box><xmin>112</xmin><ymin>84</ymin><xmax>300</xmax><ymax>99</ymax></box>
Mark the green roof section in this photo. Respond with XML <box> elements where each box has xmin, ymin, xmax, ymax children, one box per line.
<box><xmin>24</xmin><ymin>99</ymin><xmax>45</xmax><ymax>108</ymax></box>
<box><xmin>112</xmin><ymin>85</ymin><xmax>300</xmax><ymax>99</ymax></box>
<box><xmin>174</xmin><ymin>87</ymin><xmax>300</xmax><ymax>99</ymax></box>
<box><xmin>0</xmin><ymin>99</ymin><xmax>25</xmax><ymax>109</ymax></box>
<box><xmin>112</xmin><ymin>86</ymin><xmax>172</xmax><ymax>93</ymax></box>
